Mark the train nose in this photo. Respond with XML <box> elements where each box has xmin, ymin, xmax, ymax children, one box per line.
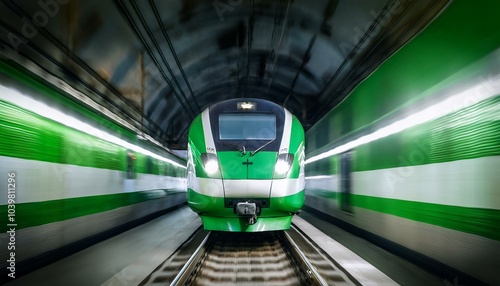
<box><xmin>218</xmin><ymin>151</ymin><xmax>276</xmax><ymax>179</ymax></box>
<box><xmin>218</xmin><ymin>151</ymin><xmax>276</xmax><ymax>198</ymax></box>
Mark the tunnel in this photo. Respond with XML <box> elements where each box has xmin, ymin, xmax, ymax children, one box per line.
<box><xmin>0</xmin><ymin>0</ymin><xmax>499</xmax><ymax>285</ymax></box>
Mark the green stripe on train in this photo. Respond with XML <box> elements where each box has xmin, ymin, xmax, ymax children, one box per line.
<box><xmin>306</xmin><ymin>96</ymin><xmax>500</xmax><ymax>174</ymax></box>
<box><xmin>354</xmin><ymin>96</ymin><xmax>500</xmax><ymax>172</ymax></box>
<box><xmin>308</xmin><ymin>191</ymin><xmax>500</xmax><ymax>241</ymax></box>
<box><xmin>0</xmin><ymin>99</ymin><xmax>184</xmax><ymax>177</ymax></box>
<box><xmin>0</xmin><ymin>61</ymin><xmax>135</xmax><ymax>140</ymax></box>
<box><xmin>0</xmin><ymin>190</ymin><xmax>185</xmax><ymax>232</ymax></box>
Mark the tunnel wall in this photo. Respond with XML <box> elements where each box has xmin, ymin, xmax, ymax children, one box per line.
<box><xmin>0</xmin><ymin>63</ymin><xmax>187</xmax><ymax>272</ymax></box>
<box><xmin>304</xmin><ymin>1</ymin><xmax>500</xmax><ymax>285</ymax></box>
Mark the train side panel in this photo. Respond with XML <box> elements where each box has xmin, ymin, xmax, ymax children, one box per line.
<box><xmin>304</xmin><ymin>2</ymin><xmax>500</xmax><ymax>283</ymax></box>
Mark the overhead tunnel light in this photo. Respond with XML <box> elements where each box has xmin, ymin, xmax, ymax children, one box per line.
<box><xmin>305</xmin><ymin>74</ymin><xmax>500</xmax><ymax>165</ymax></box>
<box><xmin>0</xmin><ymin>85</ymin><xmax>186</xmax><ymax>169</ymax></box>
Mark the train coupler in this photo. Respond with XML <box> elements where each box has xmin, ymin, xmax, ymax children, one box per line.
<box><xmin>235</xmin><ymin>202</ymin><xmax>258</xmax><ymax>225</ymax></box>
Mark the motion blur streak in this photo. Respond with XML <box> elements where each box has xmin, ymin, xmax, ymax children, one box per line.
<box><xmin>0</xmin><ymin>85</ymin><xmax>186</xmax><ymax>169</ymax></box>
<box><xmin>305</xmin><ymin>73</ymin><xmax>500</xmax><ymax>165</ymax></box>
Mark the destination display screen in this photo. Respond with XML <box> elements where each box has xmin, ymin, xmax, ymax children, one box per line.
<box><xmin>219</xmin><ymin>114</ymin><xmax>276</xmax><ymax>140</ymax></box>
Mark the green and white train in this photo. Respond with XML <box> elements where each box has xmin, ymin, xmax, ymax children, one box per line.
<box><xmin>0</xmin><ymin>65</ymin><xmax>187</xmax><ymax>275</ymax></box>
<box><xmin>187</xmin><ymin>98</ymin><xmax>305</xmax><ymax>232</ymax></box>
<box><xmin>304</xmin><ymin>1</ymin><xmax>500</xmax><ymax>285</ymax></box>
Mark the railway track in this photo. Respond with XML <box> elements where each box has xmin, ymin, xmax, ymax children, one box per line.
<box><xmin>141</xmin><ymin>226</ymin><xmax>357</xmax><ymax>286</ymax></box>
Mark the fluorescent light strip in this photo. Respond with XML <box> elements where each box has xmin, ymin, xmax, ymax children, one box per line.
<box><xmin>304</xmin><ymin>175</ymin><xmax>334</xmax><ymax>180</ymax></box>
<box><xmin>0</xmin><ymin>86</ymin><xmax>186</xmax><ymax>169</ymax></box>
<box><xmin>305</xmin><ymin>75</ymin><xmax>500</xmax><ymax>165</ymax></box>
<box><xmin>7</xmin><ymin>52</ymin><xmax>143</xmax><ymax>137</ymax></box>
<box><xmin>14</xmin><ymin>61</ymin><xmax>169</xmax><ymax>154</ymax></box>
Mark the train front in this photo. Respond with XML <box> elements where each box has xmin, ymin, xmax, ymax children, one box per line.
<box><xmin>187</xmin><ymin>98</ymin><xmax>305</xmax><ymax>232</ymax></box>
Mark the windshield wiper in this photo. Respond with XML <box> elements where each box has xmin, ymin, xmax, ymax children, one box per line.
<box><xmin>250</xmin><ymin>139</ymin><xmax>275</xmax><ymax>156</ymax></box>
<box><xmin>223</xmin><ymin>142</ymin><xmax>246</xmax><ymax>156</ymax></box>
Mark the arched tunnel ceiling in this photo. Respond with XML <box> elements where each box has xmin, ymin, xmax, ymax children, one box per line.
<box><xmin>0</xmin><ymin>0</ymin><xmax>450</xmax><ymax>149</ymax></box>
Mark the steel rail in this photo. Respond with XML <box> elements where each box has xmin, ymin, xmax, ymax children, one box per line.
<box><xmin>169</xmin><ymin>231</ymin><xmax>211</xmax><ymax>286</ymax></box>
<box><xmin>160</xmin><ymin>226</ymin><xmax>356</xmax><ymax>286</ymax></box>
<box><xmin>282</xmin><ymin>229</ymin><xmax>330</xmax><ymax>286</ymax></box>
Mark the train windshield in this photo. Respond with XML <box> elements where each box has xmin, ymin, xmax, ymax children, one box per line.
<box><xmin>219</xmin><ymin>114</ymin><xmax>276</xmax><ymax>140</ymax></box>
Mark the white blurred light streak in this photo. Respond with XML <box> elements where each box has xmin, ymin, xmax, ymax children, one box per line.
<box><xmin>0</xmin><ymin>85</ymin><xmax>186</xmax><ymax>169</ymax></box>
<box><xmin>305</xmin><ymin>75</ymin><xmax>500</xmax><ymax>165</ymax></box>
<box><xmin>304</xmin><ymin>175</ymin><xmax>333</xmax><ymax>180</ymax></box>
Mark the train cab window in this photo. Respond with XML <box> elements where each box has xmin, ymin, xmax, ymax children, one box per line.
<box><xmin>340</xmin><ymin>151</ymin><xmax>352</xmax><ymax>213</ymax></box>
<box><xmin>219</xmin><ymin>114</ymin><xmax>276</xmax><ymax>140</ymax></box>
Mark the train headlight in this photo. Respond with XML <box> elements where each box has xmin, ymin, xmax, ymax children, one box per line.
<box><xmin>274</xmin><ymin>153</ymin><xmax>294</xmax><ymax>178</ymax></box>
<box><xmin>201</xmin><ymin>153</ymin><xmax>219</xmax><ymax>177</ymax></box>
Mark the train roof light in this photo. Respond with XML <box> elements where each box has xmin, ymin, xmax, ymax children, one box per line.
<box><xmin>237</xmin><ymin>101</ymin><xmax>256</xmax><ymax>110</ymax></box>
